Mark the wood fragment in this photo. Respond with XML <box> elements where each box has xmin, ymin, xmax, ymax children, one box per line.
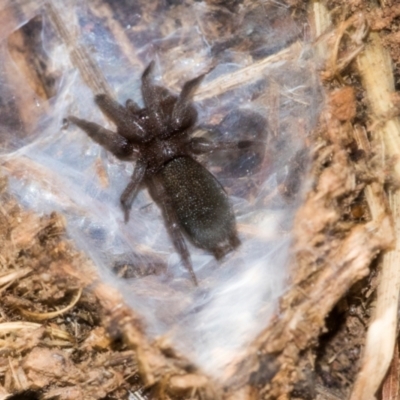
<box><xmin>381</xmin><ymin>343</ymin><xmax>400</xmax><ymax>400</ymax></box>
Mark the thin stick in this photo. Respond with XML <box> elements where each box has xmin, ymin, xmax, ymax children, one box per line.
<box><xmin>45</xmin><ymin>0</ymin><xmax>114</xmax><ymax>97</ymax></box>
<box><xmin>351</xmin><ymin>31</ymin><xmax>400</xmax><ymax>400</ymax></box>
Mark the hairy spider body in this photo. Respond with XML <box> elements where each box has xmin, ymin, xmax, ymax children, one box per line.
<box><xmin>69</xmin><ymin>62</ymin><xmax>243</xmax><ymax>285</ymax></box>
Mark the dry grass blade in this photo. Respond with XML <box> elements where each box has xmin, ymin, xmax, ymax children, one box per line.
<box><xmin>351</xmin><ymin>32</ymin><xmax>400</xmax><ymax>400</ymax></box>
<box><xmin>194</xmin><ymin>41</ymin><xmax>302</xmax><ymax>101</ymax></box>
<box><xmin>381</xmin><ymin>343</ymin><xmax>400</xmax><ymax>400</ymax></box>
<box><xmin>18</xmin><ymin>287</ymin><xmax>83</xmax><ymax>321</ymax></box>
<box><xmin>0</xmin><ymin>268</ymin><xmax>32</xmax><ymax>291</ymax></box>
<box><xmin>0</xmin><ymin>321</ymin><xmax>73</xmax><ymax>342</ymax></box>
<box><xmin>315</xmin><ymin>12</ymin><xmax>368</xmax><ymax>81</ymax></box>
<box><xmin>0</xmin><ymin>321</ymin><xmax>42</xmax><ymax>335</ymax></box>
<box><xmin>312</xmin><ymin>0</ymin><xmax>332</xmax><ymax>37</ymax></box>
<box><xmin>44</xmin><ymin>0</ymin><xmax>114</xmax><ymax>97</ymax></box>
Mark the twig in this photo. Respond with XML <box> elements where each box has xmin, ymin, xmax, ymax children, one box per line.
<box><xmin>351</xmin><ymin>31</ymin><xmax>400</xmax><ymax>400</ymax></box>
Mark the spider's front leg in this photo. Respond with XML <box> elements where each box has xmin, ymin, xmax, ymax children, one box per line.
<box><xmin>169</xmin><ymin>73</ymin><xmax>206</xmax><ymax>132</ymax></box>
<box><xmin>68</xmin><ymin>116</ymin><xmax>133</xmax><ymax>159</ymax></box>
<box><xmin>125</xmin><ymin>99</ymin><xmax>141</xmax><ymax>114</ymax></box>
<box><xmin>141</xmin><ymin>62</ymin><xmax>180</xmax><ymax>135</ymax></box>
<box><xmin>68</xmin><ymin>115</ymin><xmax>147</xmax><ymax>221</ymax></box>
<box><xmin>141</xmin><ymin>61</ymin><xmax>209</xmax><ymax>135</ymax></box>
<box><xmin>94</xmin><ymin>94</ymin><xmax>148</xmax><ymax>141</ymax></box>
<box><xmin>148</xmin><ymin>177</ymin><xmax>198</xmax><ymax>286</ymax></box>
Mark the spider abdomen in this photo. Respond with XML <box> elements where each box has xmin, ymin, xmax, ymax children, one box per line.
<box><xmin>159</xmin><ymin>156</ymin><xmax>239</xmax><ymax>258</ymax></box>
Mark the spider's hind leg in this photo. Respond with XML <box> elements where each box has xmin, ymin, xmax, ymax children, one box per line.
<box><xmin>187</xmin><ymin>136</ymin><xmax>254</xmax><ymax>155</ymax></box>
<box><xmin>148</xmin><ymin>176</ymin><xmax>198</xmax><ymax>286</ymax></box>
<box><xmin>120</xmin><ymin>160</ymin><xmax>147</xmax><ymax>222</ymax></box>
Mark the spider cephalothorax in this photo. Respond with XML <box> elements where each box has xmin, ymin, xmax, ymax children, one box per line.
<box><xmin>69</xmin><ymin>62</ymin><xmax>248</xmax><ymax>285</ymax></box>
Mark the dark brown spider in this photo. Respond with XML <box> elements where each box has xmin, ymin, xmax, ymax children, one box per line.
<box><xmin>69</xmin><ymin>62</ymin><xmax>249</xmax><ymax>285</ymax></box>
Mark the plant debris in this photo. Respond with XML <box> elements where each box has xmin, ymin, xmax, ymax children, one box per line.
<box><xmin>0</xmin><ymin>178</ymin><xmax>140</xmax><ymax>399</ymax></box>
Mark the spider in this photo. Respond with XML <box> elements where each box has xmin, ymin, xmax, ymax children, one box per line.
<box><xmin>69</xmin><ymin>62</ymin><xmax>251</xmax><ymax>285</ymax></box>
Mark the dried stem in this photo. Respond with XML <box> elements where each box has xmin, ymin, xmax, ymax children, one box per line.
<box><xmin>351</xmin><ymin>32</ymin><xmax>400</xmax><ymax>400</ymax></box>
<box><xmin>45</xmin><ymin>0</ymin><xmax>114</xmax><ymax>97</ymax></box>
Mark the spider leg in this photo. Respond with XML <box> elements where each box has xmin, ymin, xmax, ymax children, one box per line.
<box><xmin>95</xmin><ymin>94</ymin><xmax>147</xmax><ymax>141</ymax></box>
<box><xmin>94</xmin><ymin>94</ymin><xmax>128</xmax><ymax>122</ymax></box>
<box><xmin>141</xmin><ymin>61</ymin><xmax>157</xmax><ymax>107</ymax></box>
<box><xmin>120</xmin><ymin>160</ymin><xmax>147</xmax><ymax>223</ymax></box>
<box><xmin>179</xmin><ymin>73</ymin><xmax>206</xmax><ymax>102</ymax></box>
<box><xmin>68</xmin><ymin>116</ymin><xmax>134</xmax><ymax>159</ymax></box>
<box><xmin>187</xmin><ymin>136</ymin><xmax>254</xmax><ymax>155</ymax></box>
<box><xmin>170</xmin><ymin>73</ymin><xmax>206</xmax><ymax>132</ymax></box>
<box><xmin>141</xmin><ymin>61</ymin><xmax>176</xmax><ymax>134</ymax></box>
<box><xmin>149</xmin><ymin>177</ymin><xmax>198</xmax><ymax>286</ymax></box>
